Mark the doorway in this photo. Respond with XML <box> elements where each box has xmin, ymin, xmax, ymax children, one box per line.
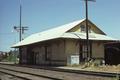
<box><xmin>105</xmin><ymin>43</ymin><xmax>120</xmax><ymax>65</ymax></box>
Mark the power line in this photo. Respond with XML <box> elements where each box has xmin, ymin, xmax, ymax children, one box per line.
<box><xmin>0</xmin><ymin>33</ymin><xmax>13</xmax><ymax>35</ymax></box>
<box><xmin>13</xmin><ymin>26</ymin><xmax>28</xmax><ymax>40</ymax></box>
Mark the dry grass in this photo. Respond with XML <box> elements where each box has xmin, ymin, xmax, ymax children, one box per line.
<box><xmin>81</xmin><ymin>65</ymin><xmax>119</xmax><ymax>73</ymax></box>
<box><xmin>67</xmin><ymin>61</ymin><xmax>120</xmax><ymax>73</ymax></box>
<box><xmin>89</xmin><ymin>65</ymin><xmax>120</xmax><ymax>73</ymax></box>
<box><xmin>80</xmin><ymin>60</ymin><xmax>120</xmax><ymax>73</ymax></box>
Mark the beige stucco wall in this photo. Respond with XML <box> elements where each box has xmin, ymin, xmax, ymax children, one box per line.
<box><xmin>26</xmin><ymin>40</ymin><xmax>67</xmax><ymax>65</ymax></box>
<box><xmin>65</xmin><ymin>39</ymin><xmax>105</xmax><ymax>64</ymax></box>
<box><xmin>65</xmin><ymin>39</ymin><xmax>79</xmax><ymax>64</ymax></box>
<box><xmin>51</xmin><ymin>41</ymin><xmax>65</xmax><ymax>60</ymax></box>
<box><xmin>50</xmin><ymin>40</ymin><xmax>66</xmax><ymax>65</ymax></box>
<box><xmin>65</xmin><ymin>39</ymin><xmax>79</xmax><ymax>55</ymax></box>
<box><xmin>92</xmin><ymin>42</ymin><xmax>104</xmax><ymax>58</ymax></box>
<box><xmin>21</xmin><ymin>39</ymin><xmax>105</xmax><ymax>65</ymax></box>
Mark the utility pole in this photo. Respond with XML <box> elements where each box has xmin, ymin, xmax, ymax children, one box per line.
<box><xmin>14</xmin><ymin>0</ymin><xmax>28</xmax><ymax>64</ymax></box>
<box><xmin>20</xmin><ymin>0</ymin><xmax>22</xmax><ymax>41</ymax></box>
<box><xmin>13</xmin><ymin>0</ymin><xmax>28</xmax><ymax>40</ymax></box>
<box><xmin>82</xmin><ymin>0</ymin><xmax>95</xmax><ymax>61</ymax></box>
<box><xmin>14</xmin><ymin>0</ymin><xmax>28</xmax><ymax>41</ymax></box>
<box><xmin>19</xmin><ymin>0</ymin><xmax>22</xmax><ymax>64</ymax></box>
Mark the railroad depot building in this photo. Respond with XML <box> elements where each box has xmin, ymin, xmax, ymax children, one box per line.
<box><xmin>12</xmin><ymin>19</ymin><xmax>117</xmax><ymax>65</ymax></box>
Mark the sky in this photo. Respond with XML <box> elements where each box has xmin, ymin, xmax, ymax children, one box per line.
<box><xmin>0</xmin><ymin>0</ymin><xmax>120</xmax><ymax>52</ymax></box>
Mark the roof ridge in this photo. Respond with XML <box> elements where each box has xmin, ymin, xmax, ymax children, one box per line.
<box><xmin>34</xmin><ymin>19</ymin><xmax>86</xmax><ymax>35</ymax></box>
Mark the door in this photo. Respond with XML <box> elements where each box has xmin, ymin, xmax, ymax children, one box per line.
<box><xmin>29</xmin><ymin>52</ymin><xmax>37</xmax><ymax>65</ymax></box>
<box><xmin>79</xmin><ymin>44</ymin><xmax>83</xmax><ymax>62</ymax></box>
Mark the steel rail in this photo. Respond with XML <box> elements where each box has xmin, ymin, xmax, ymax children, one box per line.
<box><xmin>0</xmin><ymin>70</ymin><xmax>30</xmax><ymax>80</ymax></box>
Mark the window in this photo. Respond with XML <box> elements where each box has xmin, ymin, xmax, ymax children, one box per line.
<box><xmin>81</xmin><ymin>25</ymin><xmax>86</xmax><ymax>32</ymax></box>
<box><xmin>80</xmin><ymin>25</ymin><xmax>91</xmax><ymax>33</ymax></box>
<box><xmin>88</xmin><ymin>25</ymin><xmax>91</xmax><ymax>33</ymax></box>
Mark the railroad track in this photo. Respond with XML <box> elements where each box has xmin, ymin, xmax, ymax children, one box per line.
<box><xmin>16</xmin><ymin>64</ymin><xmax>120</xmax><ymax>78</ymax></box>
<box><xmin>0</xmin><ymin>69</ymin><xmax>53</xmax><ymax>80</ymax></box>
<box><xmin>0</xmin><ymin>65</ymin><xmax>62</xmax><ymax>80</ymax></box>
<box><xmin>0</xmin><ymin>63</ymin><xmax>118</xmax><ymax>80</ymax></box>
